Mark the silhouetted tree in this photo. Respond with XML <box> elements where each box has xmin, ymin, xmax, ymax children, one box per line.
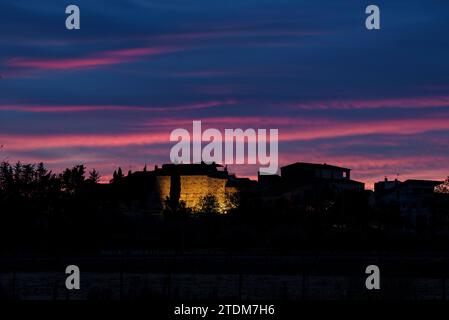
<box><xmin>435</xmin><ymin>177</ymin><xmax>449</xmax><ymax>194</ymax></box>
<box><xmin>60</xmin><ymin>165</ymin><xmax>86</xmax><ymax>194</ymax></box>
<box><xmin>111</xmin><ymin>170</ymin><xmax>117</xmax><ymax>183</ymax></box>
<box><xmin>88</xmin><ymin>169</ymin><xmax>101</xmax><ymax>184</ymax></box>
<box><xmin>13</xmin><ymin>161</ymin><xmax>22</xmax><ymax>183</ymax></box>
<box><xmin>197</xmin><ymin>194</ymin><xmax>220</xmax><ymax>216</ymax></box>
<box><xmin>111</xmin><ymin>167</ymin><xmax>124</xmax><ymax>184</ymax></box>
<box><xmin>163</xmin><ymin>196</ymin><xmax>191</xmax><ymax>216</ymax></box>
<box><xmin>36</xmin><ymin>162</ymin><xmax>48</xmax><ymax>181</ymax></box>
<box><xmin>0</xmin><ymin>161</ymin><xmax>13</xmax><ymax>193</ymax></box>
<box><xmin>225</xmin><ymin>191</ymin><xmax>240</xmax><ymax>213</ymax></box>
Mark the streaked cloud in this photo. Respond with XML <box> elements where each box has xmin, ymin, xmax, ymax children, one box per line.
<box><xmin>290</xmin><ymin>96</ymin><xmax>449</xmax><ymax>110</ymax></box>
<box><xmin>6</xmin><ymin>46</ymin><xmax>183</xmax><ymax>71</ymax></box>
<box><xmin>0</xmin><ymin>100</ymin><xmax>237</xmax><ymax>113</ymax></box>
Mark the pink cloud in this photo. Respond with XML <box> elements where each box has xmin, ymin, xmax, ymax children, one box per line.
<box><xmin>0</xmin><ymin>100</ymin><xmax>237</xmax><ymax>113</ymax></box>
<box><xmin>2</xmin><ymin>113</ymin><xmax>449</xmax><ymax>188</ymax></box>
<box><xmin>290</xmin><ymin>96</ymin><xmax>449</xmax><ymax>110</ymax></box>
<box><xmin>0</xmin><ymin>132</ymin><xmax>170</xmax><ymax>151</ymax></box>
<box><xmin>278</xmin><ymin>116</ymin><xmax>449</xmax><ymax>141</ymax></box>
<box><xmin>144</xmin><ymin>114</ymin><xmax>449</xmax><ymax>140</ymax></box>
<box><xmin>144</xmin><ymin>116</ymin><xmax>298</xmax><ymax>128</ymax></box>
<box><xmin>2</xmin><ymin>114</ymin><xmax>448</xmax><ymax>153</ymax></box>
<box><xmin>7</xmin><ymin>46</ymin><xmax>182</xmax><ymax>71</ymax></box>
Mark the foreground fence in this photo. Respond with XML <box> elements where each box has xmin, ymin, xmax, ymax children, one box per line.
<box><xmin>0</xmin><ymin>271</ymin><xmax>447</xmax><ymax>301</ymax></box>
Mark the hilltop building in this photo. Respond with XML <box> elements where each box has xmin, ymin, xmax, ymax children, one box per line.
<box><xmin>374</xmin><ymin>178</ymin><xmax>443</xmax><ymax>225</ymax></box>
<box><xmin>123</xmin><ymin>161</ymin><xmax>366</xmax><ymax>214</ymax></box>
<box><xmin>125</xmin><ymin>162</ymin><xmax>252</xmax><ymax>213</ymax></box>
<box><xmin>280</xmin><ymin>162</ymin><xmax>364</xmax><ymax>191</ymax></box>
<box><xmin>256</xmin><ymin>162</ymin><xmax>365</xmax><ymax>209</ymax></box>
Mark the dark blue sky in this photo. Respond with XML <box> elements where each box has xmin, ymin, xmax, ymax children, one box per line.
<box><xmin>1</xmin><ymin>0</ymin><xmax>449</xmax><ymax>187</ymax></box>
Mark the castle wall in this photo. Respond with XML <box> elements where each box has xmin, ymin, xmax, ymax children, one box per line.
<box><xmin>152</xmin><ymin>174</ymin><xmax>238</xmax><ymax>213</ymax></box>
<box><xmin>155</xmin><ymin>175</ymin><xmax>171</xmax><ymax>205</ymax></box>
<box><xmin>179</xmin><ymin>175</ymin><xmax>229</xmax><ymax>211</ymax></box>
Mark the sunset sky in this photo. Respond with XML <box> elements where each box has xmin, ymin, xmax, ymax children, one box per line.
<box><xmin>1</xmin><ymin>0</ymin><xmax>449</xmax><ymax>188</ymax></box>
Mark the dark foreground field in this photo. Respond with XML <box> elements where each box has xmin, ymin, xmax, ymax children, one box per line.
<box><xmin>1</xmin><ymin>251</ymin><xmax>449</xmax><ymax>301</ymax></box>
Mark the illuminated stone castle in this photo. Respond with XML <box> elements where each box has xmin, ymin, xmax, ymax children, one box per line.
<box><xmin>124</xmin><ymin>161</ymin><xmax>365</xmax><ymax>214</ymax></box>
<box><xmin>126</xmin><ymin>162</ymin><xmax>251</xmax><ymax>213</ymax></box>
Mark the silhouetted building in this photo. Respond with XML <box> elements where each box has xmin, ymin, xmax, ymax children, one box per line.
<box><xmin>124</xmin><ymin>161</ymin><xmax>367</xmax><ymax>214</ymax></box>
<box><xmin>280</xmin><ymin>162</ymin><xmax>364</xmax><ymax>191</ymax></box>
<box><xmin>375</xmin><ymin>179</ymin><xmax>443</xmax><ymax>225</ymax></box>
<box><xmin>254</xmin><ymin>162</ymin><xmax>365</xmax><ymax>211</ymax></box>
<box><xmin>257</xmin><ymin>171</ymin><xmax>281</xmax><ymax>187</ymax></box>
<box><xmin>374</xmin><ymin>177</ymin><xmax>401</xmax><ymax>194</ymax></box>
